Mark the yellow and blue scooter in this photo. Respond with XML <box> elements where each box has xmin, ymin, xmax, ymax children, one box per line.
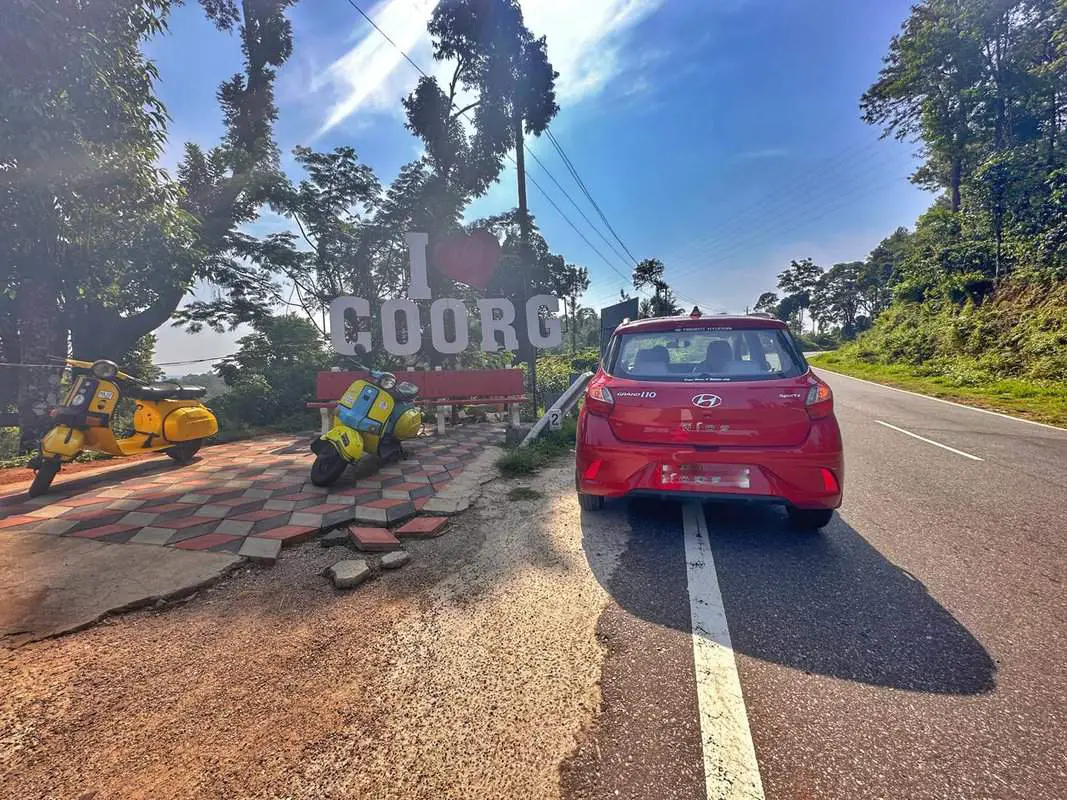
<box><xmin>309</xmin><ymin>366</ymin><xmax>423</xmax><ymax>486</ymax></box>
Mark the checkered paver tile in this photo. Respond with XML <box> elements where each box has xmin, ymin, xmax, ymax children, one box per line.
<box><xmin>0</xmin><ymin>424</ymin><xmax>504</xmax><ymax>558</ymax></box>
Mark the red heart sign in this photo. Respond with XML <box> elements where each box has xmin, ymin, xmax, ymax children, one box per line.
<box><xmin>432</xmin><ymin>231</ymin><xmax>501</xmax><ymax>291</ymax></box>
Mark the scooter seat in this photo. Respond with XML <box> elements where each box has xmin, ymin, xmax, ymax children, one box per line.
<box><xmin>126</xmin><ymin>383</ymin><xmax>208</xmax><ymax>401</ymax></box>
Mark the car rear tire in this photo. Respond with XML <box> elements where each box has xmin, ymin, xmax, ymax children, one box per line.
<box><xmin>578</xmin><ymin>492</ymin><xmax>604</xmax><ymax>512</ymax></box>
<box><xmin>166</xmin><ymin>439</ymin><xmax>203</xmax><ymax>464</ymax></box>
<box><xmin>28</xmin><ymin>459</ymin><xmax>61</xmax><ymax>498</ymax></box>
<box><xmin>788</xmin><ymin>507</ymin><xmax>834</xmax><ymax>530</ymax></box>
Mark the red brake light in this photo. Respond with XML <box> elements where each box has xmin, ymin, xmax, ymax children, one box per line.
<box><xmin>820</xmin><ymin>467</ymin><xmax>839</xmax><ymax>493</ymax></box>
<box><xmin>805</xmin><ymin>379</ymin><xmax>833</xmax><ymax>419</ymax></box>
<box><xmin>585</xmin><ymin>384</ymin><xmax>615</xmax><ymax>417</ymax></box>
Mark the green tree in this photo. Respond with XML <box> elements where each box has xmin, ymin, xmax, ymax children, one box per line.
<box><xmin>754</xmin><ymin>291</ymin><xmax>781</xmax><ymax>317</ymax></box>
<box><xmin>214</xmin><ymin>313</ymin><xmax>329</xmax><ymax>424</ymax></box>
<box><xmin>413</xmin><ymin>0</ymin><xmax>559</xmax><ymax>395</ymax></box>
<box><xmin>551</xmin><ymin>264</ymin><xmax>591</xmax><ymax>352</ymax></box>
<box><xmin>777</xmin><ymin>257</ymin><xmax>823</xmax><ymax>332</ymax></box>
<box><xmin>0</xmin><ymin>0</ymin><xmax>296</xmax><ymax>449</ymax></box>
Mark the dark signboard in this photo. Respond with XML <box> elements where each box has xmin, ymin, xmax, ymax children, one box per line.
<box><xmin>599</xmin><ymin>297</ymin><xmax>640</xmax><ymax>356</ymax></box>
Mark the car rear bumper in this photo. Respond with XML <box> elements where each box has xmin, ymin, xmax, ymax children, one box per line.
<box><xmin>576</xmin><ymin>412</ymin><xmax>843</xmax><ymax>510</ymax></box>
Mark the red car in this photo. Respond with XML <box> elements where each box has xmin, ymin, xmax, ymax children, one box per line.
<box><xmin>575</xmin><ymin>314</ymin><xmax>843</xmax><ymax>529</ymax></box>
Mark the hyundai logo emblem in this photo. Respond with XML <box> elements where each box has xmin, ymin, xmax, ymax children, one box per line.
<box><xmin>691</xmin><ymin>394</ymin><xmax>722</xmax><ymax>409</ymax></box>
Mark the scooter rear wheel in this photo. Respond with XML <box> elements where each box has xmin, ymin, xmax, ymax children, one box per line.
<box><xmin>166</xmin><ymin>439</ymin><xmax>203</xmax><ymax>464</ymax></box>
<box><xmin>310</xmin><ymin>451</ymin><xmax>347</xmax><ymax>487</ymax></box>
<box><xmin>28</xmin><ymin>459</ymin><xmax>61</xmax><ymax>498</ymax></box>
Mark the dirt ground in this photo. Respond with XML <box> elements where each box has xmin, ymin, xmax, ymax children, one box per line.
<box><xmin>0</xmin><ymin>464</ymin><xmax>627</xmax><ymax>800</ymax></box>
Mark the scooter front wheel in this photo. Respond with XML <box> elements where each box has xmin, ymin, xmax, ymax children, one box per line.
<box><xmin>28</xmin><ymin>459</ymin><xmax>61</xmax><ymax>498</ymax></box>
<box><xmin>310</xmin><ymin>450</ymin><xmax>348</xmax><ymax>487</ymax></box>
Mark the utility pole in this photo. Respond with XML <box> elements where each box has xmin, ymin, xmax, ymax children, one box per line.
<box><xmin>514</xmin><ymin>106</ymin><xmax>537</xmax><ymax>410</ymax></box>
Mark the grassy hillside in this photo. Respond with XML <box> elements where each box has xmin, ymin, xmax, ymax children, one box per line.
<box><xmin>809</xmin><ymin>278</ymin><xmax>1067</xmax><ymax>427</ymax></box>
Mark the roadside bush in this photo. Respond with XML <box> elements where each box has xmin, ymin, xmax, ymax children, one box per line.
<box><xmin>495</xmin><ymin>416</ymin><xmax>577</xmax><ymax>477</ymax></box>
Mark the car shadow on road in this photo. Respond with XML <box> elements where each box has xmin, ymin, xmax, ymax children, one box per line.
<box><xmin>581</xmin><ymin>498</ymin><xmax>996</xmax><ymax>695</ymax></box>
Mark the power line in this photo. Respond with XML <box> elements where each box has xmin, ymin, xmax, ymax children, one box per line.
<box><xmin>544</xmin><ymin>127</ymin><xmax>641</xmax><ymax>265</ymax></box>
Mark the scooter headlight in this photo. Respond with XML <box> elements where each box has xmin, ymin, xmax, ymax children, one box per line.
<box><xmin>91</xmin><ymin>360</ymin><xmax>119</xmax><ymax>380</ymax></box>
<box><xmin>378</xmin><ymin>373</ymin><xmax>397</xmax><ymax>390</ymax></box>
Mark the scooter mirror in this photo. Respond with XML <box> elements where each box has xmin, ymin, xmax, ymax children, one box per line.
<box><xmin>91</xmin><ymin>360</ymin><xmax>119</xmax><ymax>380</ymax></box>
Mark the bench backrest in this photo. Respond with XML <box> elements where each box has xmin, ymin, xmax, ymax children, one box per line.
<box><xmin>315</xmin><ymin>368</ymin><xmax>525</xmax><ymax>402</ymax></box>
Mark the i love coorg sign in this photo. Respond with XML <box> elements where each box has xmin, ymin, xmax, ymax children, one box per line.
<box><xmin>329</xmin><ymin>232</ymin><xmax>563</xmax><ymax>357</ymax></box>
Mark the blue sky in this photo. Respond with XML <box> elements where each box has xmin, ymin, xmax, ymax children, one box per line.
<box><xmin>150</xmin><ymin>0</ymin><xmax>931</xmax><ymax>365</ymax></box>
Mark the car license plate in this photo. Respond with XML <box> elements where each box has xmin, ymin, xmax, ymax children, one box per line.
<box><xmin>661</xmin><ymin>464</ymin><xmax>751</xmax><ymax>489</ymax></box>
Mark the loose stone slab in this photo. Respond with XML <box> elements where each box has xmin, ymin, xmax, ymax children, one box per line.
<box><xmin>379</xmin><ymin>550</ymin><xmax>410</xmax><ymax>569</ymax></box>
<box><xmin>238</xmin><ymin>536</ymin><xmax>282</xmax><ymax>565</ymax></box>
<box><xmin>327</xmin><ymin>559</ymin><xmax>372</xmax><ymax>589</ymax></box>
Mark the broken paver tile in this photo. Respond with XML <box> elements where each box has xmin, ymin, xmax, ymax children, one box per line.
<box><xmin>327</xmin><ymin>559</ymin><xmax>372</xmax><ymax>589</ymax></box>
<box><xmin>238</xmin><ymin>536</ymin><xmax>282</xmax><ymax>564</ymax></box>
<box><xmin>129</xmin><ymin>526</ymin><xmax>176</xmax><ymax>546</ymax></box>
<box><xmin>214</xmin><ymin>519</ymin><xmax>255</xmax><ymax>536</ymax></box>
<box><xmin>348</xmin><ymin>526</ymin><xmax>402</xmax><ymax>552</ymax></box>
<box><xmin>380</xmin><ymin>550</ymin><xmax>410</xmax><ymax>569</ymax></box>
<box><xmin>395</xmin><ymin>516</ymin><xmax>449</xmax><ymax>538</ymax></box>
<box><xmin>320</xmin><ymin>529</ymin><xmax>350</xmax><ymax>547</ymax></box>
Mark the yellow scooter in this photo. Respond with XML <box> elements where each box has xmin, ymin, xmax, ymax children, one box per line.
<box><xmin>309</xmin><ymin>366</ymin><xmax>423</xmax><ymax>486</ymax></box>
<box><xmin>28</xmin><ymin>358</ymin><xmax>218</xmax><ymax>497</ymax></box>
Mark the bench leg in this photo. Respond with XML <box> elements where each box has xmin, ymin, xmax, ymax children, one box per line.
<box><xmin>509</xmin><ymin>403</ymin><xmax>520</xmax><ymax>428</ymax></box>
<box><xmin>319</xmin><ymin>407</ymin><xmax>331</xmax><ymax>435</ymax></box>
<box><xmin>436</xmin><ymin>405</ymin><xmax>448</xmax><ymax>436</ymax></box>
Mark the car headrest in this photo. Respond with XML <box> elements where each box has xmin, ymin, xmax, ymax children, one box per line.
<box><xmin>704</xmin><ymin>340</ymin><xmax>733</xmax><ymax>371</ymax></box>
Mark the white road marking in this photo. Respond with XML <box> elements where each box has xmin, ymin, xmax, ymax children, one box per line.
<box><xmin>682</xmin><ymin>502</ymin><xmax>765</xmax><ymax>800</ymax></box>
<box><xmin>874</xmin><ymin>419</ymin><xmax>984</xmax><ymax>461</ymax></box>
<box><xmin>814</xmin><ymin>367</ymin><xmax>1067</xmax><ymax>432</ymax></box>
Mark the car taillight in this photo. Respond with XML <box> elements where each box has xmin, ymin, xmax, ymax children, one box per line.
<box><xmin>805</xmin><ymin>379</ymin><xmax>833</xmax><ymax>419</ymax></box>
<box><xmin>585</xmin><ymin>384</ymin><xmax>615</xmax><ymax>417</ymax></box>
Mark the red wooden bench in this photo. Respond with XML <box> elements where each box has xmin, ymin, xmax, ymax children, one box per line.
<box><xmin>308</xmin><ymin>368</ymin><xmax>527</xmax><ymax>434</ymax></box>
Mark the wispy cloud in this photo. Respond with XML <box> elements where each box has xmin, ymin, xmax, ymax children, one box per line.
<box><xmin>315</xmin><ymin>0</ymin><xmax>665</xmax><ymax>136</ymax></box>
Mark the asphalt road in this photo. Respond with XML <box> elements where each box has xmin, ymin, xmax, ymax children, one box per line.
<box><xmin>564</xmin><ymin>369</ymin><xmax>1067</xmax><ymax>800</ymax></box>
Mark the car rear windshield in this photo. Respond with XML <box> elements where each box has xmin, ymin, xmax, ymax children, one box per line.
<box><xmin>606</xmin><ymin>327</ymin><xmax>807</xmax><ymax>382</ymax></box>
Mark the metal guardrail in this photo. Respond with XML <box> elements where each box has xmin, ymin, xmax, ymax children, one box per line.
<box><xmin>520</xmin><ymin>371</ymin><xmax>594</xmax><ymax>448</ymax></box>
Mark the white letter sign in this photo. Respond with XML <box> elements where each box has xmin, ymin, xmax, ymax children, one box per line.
<box><xmin>381</xmin><ymin>298</ymin><xmax>422</xmax><ymax>356</ymax></box>
<box><xmin>477</xmin><ymin>298</ymin><xmax>519</xmax><ymax>352</ymax></box>
<box><xmin>329</xmin><ymin>296</ymin><xmax>372</xmax><ymax>355</ymax></box>
<box><xmin>526</xmin><ymin>294</ymin><xmax>563</xmax><ymax>349</ymax></box>
<box><xmin>430</xmin><ymin>298</ymin><xmax>469</xmax><ymax>354</ymax></box>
